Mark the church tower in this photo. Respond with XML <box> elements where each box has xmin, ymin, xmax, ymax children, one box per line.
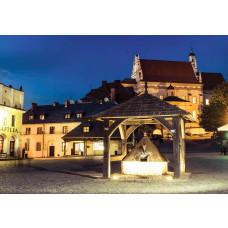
<box><xmin>189</xmin><ymin>49</ymin><xmax>198</xmax><ymax>73</ymax></box>
<box><xmin>131</xmin><ymin>54</ymin><xmax>143</xmax><ymax>82</ymax></box>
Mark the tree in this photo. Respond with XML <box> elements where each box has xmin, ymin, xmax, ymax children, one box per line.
<box><xmin>199</xmin><ymin>102</ymin><xmax>227</xmax><ymax>133</ymax></box>
<box><xmin>210</xmin><ymin>81</ymin><xmax>228</xmax><ymax>106</ymax></box>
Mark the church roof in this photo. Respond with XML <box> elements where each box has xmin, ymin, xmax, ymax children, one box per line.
<box><xmin>93</xmin><ymin>93</ymin><xmax>193</xmax><ymax>121</ymax></box>
<box><xmin>200</xmin><ymin>72</ymin><xmax>225</xmax><ymax>90</ymax></box>
<box><xmin>140</xmin><ymin>59</ymin><xmax>200</xmax><ymax>84</ymax></box>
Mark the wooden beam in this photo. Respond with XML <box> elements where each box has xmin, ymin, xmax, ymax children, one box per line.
<box><xmin>180</xmin><ymin>118</ymin><xmax>186</xmax><ymax>173</ymax></box>
<box><xmin>172</xmin><ymin>116</ymin><xmax>181</xmax><ymax>178</ymax></box>
<box><xmin>154</xmin><ymin>117</ymin><xmax>174</xmax><ymax>135</ymax></box>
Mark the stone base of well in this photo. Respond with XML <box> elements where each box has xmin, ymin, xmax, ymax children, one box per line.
<box><xmin>122</xmin><ymin>161</ymin><xmax>168</xmax><ymax>176</ymax></box>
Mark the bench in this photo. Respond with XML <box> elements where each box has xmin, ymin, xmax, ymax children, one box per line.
<box><xmin>0</xmin><ymin>153</ymin><xmax>8</xmax><ymax>158</ymax></box>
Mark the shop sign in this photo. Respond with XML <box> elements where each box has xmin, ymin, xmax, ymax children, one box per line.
<box><xmin>0</xmin><ymin>126</ymin><xmax>18</xmax><ymax>134</ymax></box>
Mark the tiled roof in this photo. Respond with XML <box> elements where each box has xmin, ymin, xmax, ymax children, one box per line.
<box><xmin>121</xmin><ymin>78</ymin><xmax>137</xmax><ymax>84</ymax></box>
<box><xmin>81</xmin><ymin>80</ymin><xmax>136</xmax><ymax>104</ymax></box>
<box><xmin>62</xmin><ymin>121</ymin><xmax>120</xmax><ymax>139</ymax></box>
<box><xmin>93</xmin><ymin>93</ymin><xmax>192</xmax><ymax>119</ymax></box>
<box><xmin>164</xmin><ymin>96</ymin><xmax>189</xmax><ymax>102</ymax></box>
<box><xmin>140</xmin><ymin>59</ymin><xmax>200</xmax><ymax>84</ymax></box>
<box><xmin>200</xmin><ymin>72</ymin><xmax>225</xmax><ymax>91</ymax></box>
<box><xmin>23</xmin><ymin>102</ymin><xmax>115</xmax><ymax>124</ymax></box>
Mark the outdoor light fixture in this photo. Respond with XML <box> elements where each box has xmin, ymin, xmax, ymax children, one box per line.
<box><xmin>113</xmin><ymin>175</ymin><xmax>119</xmax><ymax>180</ymax></box>
<box><xmin>170</xmin><ymin>129</ymin><xmax>176</xmax><ymax>133</ymax></box>
<box><xmin>167</xmin><ymin>176</ymin><xmax>173</xmax><ymax>181</ymax></box>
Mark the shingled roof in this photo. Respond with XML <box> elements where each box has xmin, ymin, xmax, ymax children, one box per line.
<box><xmin>23</xmin><ymin>102</ymin><xmax>115</xmax><ymax>124</ymax></box>
<box><xmin>93</xmin><ymin>93</ymin><xmax>193</xmax><ymax>120</ymax></box>
<box><xmin>140</xmin><ymin>59</ymin><xmax>200</xmax><ymax>84</ymax></box>
<box><xmin>200</xmin><ymin>72</ymin><xmax>225</xmax><ymax>91</ymax></box>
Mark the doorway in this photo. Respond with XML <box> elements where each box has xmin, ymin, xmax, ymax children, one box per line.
<box><xmin>10</xmin><ymin>137</ymin><xmax>15</xmax><ymax>157</ymax></box>
<box><xmin>0</xmin><ymin>136</ymin><xmax>4</xmax><ymax>153</ymax></box>
<box><xmin>72</xmin><ymin>142</ymin><xmax>84</xmax><ymax>155</ymax></box>
<box><xmin>49</xmin><ymin>146</ymin><xmax>55</xmax><ymax>157</ymax></box>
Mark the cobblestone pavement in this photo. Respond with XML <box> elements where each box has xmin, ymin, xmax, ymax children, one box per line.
<box><xmin>1</xmin><ymin>152</ymin><xmax>228</xmax><ymax>193</ymax></box>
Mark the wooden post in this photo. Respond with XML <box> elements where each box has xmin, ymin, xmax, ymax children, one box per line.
<box><xmin>103</xmin><ymin>119</ymin><xmax>111</xmax><ymax>179</ymax></box>
<box><xmin>172</xmin><ymin>116</ymin><xmax>181</xmax><ymax>178</ymax></box>
<box><xmin>180</xmin><ymin>118</ymin><xmax>186</xmax><ymax>173</ymax></box>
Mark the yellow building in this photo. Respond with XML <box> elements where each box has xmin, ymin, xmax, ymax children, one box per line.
<box><xmin>22</xmin><ymin>101</ymin><xmax>116</xmax><ymax>158</ymax></box>
<box><xmin>0</xmin><ymin>83</ymin><xmax>24</xmax><ymax>157</ymax></box>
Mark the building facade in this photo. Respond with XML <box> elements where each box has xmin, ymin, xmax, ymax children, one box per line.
<box><xmin>0</xmin><ymin>83</ymin><xmax>24</xmax><ymax>157</ymax></box>
<box><xmin>125</xmin><ymin>52</ymin><xmax>226</xmax><ymax>135</ymax></box>
<box><xmin>22</xmin><ymin>101</ymin><xmax>116</xmax><ymax>158</ymax></box>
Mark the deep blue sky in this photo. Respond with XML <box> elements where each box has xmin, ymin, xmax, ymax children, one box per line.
<box><xmin>0</xmin><ymin>35</ymin><xmax>228</xmax><ymax>110</ymax></box>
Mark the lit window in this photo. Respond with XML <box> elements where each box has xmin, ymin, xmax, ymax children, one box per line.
<box><xmin>182</xmin><ymin>96</ymin><xmax>186</xmax><ymax>100</ymax></box>
<box><xmin>29</xmin><ymin>115</ymin><xmax>34</xmax><ymax>120</ymax></box>
<box><xmin>63</xmin><ymin>126</ymin><xmax>68</xmax><ymax>134</ymax></box>
<box><xmin>36</xmin><ymin>142</ymin><xmax>41</xmax><ymax>151</ymax></box>
<box><xmin>206</xmin><ymin>99</ymin><xmax>209</xmax><ymax>105</ymax></box>
<box><xmin>76</xmin><ymin>113</ymin><xmax>82</xmax><ymax>118</ymax></box>
<box><xmin>159</xmin><ymin>95</ymin><xmax>164</xmax><ymax>100</ymax></box>
<box><xmin>49</xmin><ymin>127</ymin><xmax>55</xmax><ymax>134</ymax></box>
<box><xmin>65</xmin><ymin>113</ymin><xmax>71</xmax><ymax>119</ymax></box>
<box><xmin>11</xmin><ymin>115</ymin><xmax>16</xmax><ymax>127</ymax></box>
<box><xmin>62</xmin><ymin>142</ymin><xmax>68</xmax><ymax>151</ymax></box>
<box><xmin>40</xmin><ymin>115</ymin><xmax>45</xmax><ymax>120</ymax></box>
<box><xmin>3</xmin><ymin>117</ymin><xmax>7</xmax><ymax>126</ymax></box>
<box><xmin>37</xmin><ymin>127</ymin><xmax>43</xmax><ymax>134</ymax></box>
<box><xmin>193</xmin><ymin>111</ymin><xmax>196</xmax><ymax>121</ymax></box>
<box><xmin>193</xmin><ymin>96</ymin><xmax>197</xmax><ymax>104</ymax></box>
<box><xmin>93</xmin><ymin>142</ymin><xmax>104</xmax><ymax>150</ymax></box>
<box><xmin>83</xmin><ymin>126</ymin><xmax>90</xmax><ymax>132</ymax></box>
<box><xmin>26</xmin><ymin>128</ymin><xmax>31</xmax><ymax>135</ymax></box>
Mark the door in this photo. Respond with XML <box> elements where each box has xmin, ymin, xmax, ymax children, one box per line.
<box><xmin>49</xmin><ymin>146</ymin><xmax>55</xmax><ymax>157</ymax></box>
<box><xmin>73</xmin><ymin>142</ymin><xmax>84</xmax><ymax>155</ymax></box>
<box><xmin>10</xmin><ymin>141</ymin><xmax>15</xmax><ymax>157</ymax></box>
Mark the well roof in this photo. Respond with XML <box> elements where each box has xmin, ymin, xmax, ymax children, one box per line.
<box><xmin>93</xmin><ymin>93</ymin><xmax>192</xmax><ymax>120</ymax></box>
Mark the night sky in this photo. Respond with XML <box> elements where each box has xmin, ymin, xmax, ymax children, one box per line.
<box><xmin>0</xmin><ymin>35</ymin><xmax>228</xmax><ymax>110</ymax></box>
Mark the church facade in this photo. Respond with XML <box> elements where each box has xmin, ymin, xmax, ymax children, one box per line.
<box><xmin>124</xmin><ymin>52</ymin><xmax>225</xmax><ymax>135</ymax></box>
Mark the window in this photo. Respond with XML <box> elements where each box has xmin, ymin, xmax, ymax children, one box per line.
<box><xmin>83</xmin><ymin>126</ymin><xmax>90</xmax><ymax>132</ymax></box>
<box><xmin>62</xmin><ymin>142</ymin><xmax>68</xmax><ymax>151</ymax></box>
<box><xmin>49</xmin><ymin>127</ymin><xmax>55</xmax><ymax>134</ymax></box>
<box><xmin>11</xmin><ymin>115</ymin><xmax>16</xmax><ymax>127</ymax></box>
<box><xmin>26</xmin><ymin>128</ymin><xmax>31</xmax><ymax>135</ymax></box>
<box><xmin>159</xmin><ymin>95</ymin><xmax>164</xmax><ymax>100</ymax></box>
<box><xmin>182</xmin><ymin>96</ymin><xmax>186</xmax><ymax>100</ymax></box>
<box><xmin>36</xmin><ymin>142</ymin><xmax>41</xmax><ymax>151</ymax></box>
<box><xmin>193</xmin><ymin>96</ymin><xmax>197</xmax><ymax>104</ymax></box>
<box><xmin>63</xmin><ymin>126</ymin><xmax>68</xmax><ymax>134</ymax></box>
<box><xmin>29</xmin><ymin>115</ymin><xmax>34</xmax><ymax>120</ymax></box>
<box><xmin>206</xmin><ymin>99</ymin><xmax>209</xmax><ymax>105</ymax></box>
<box><xmin>40</xmin><ymin>115</ymin><xmax>45</xmax><ymax>120</ymax></box>
<box><xmin>25</xmin><ymin>143</ymin><xmax>29</xmax><ymax>151</ymax></box>
<box><xmin>93</xmin><ymin>142</ymin><xmax>104</xmax><ymax>150</ymax></box>
<box><xmin>193</xmin><ymin>111</ymin><xmax>196</xmax><ymax>121</ymax></box>
<box><xmin>37</xmin><ymin>127</ymin><xmax>43</xmax><ymax>134</ymax></box>
<box><xmin>76</xmin><ymin>113</ymin><xmax>82</xmax><ymax>118</ymax></box>
<box><xmin>65</xmin><ymin>113</ymin><xmax>71</xmax><ymax>119</ymax></box>
<box><xmin>3</xmin><ymin>117</ymin><xmax>7</xmax><ymax>126</ymax></box>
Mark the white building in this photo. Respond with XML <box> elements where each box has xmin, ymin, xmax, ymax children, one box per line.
<box><xmin>0</xmin><ymin>83</ymin><xmax>24</xmax><ymax>157</ymax></box>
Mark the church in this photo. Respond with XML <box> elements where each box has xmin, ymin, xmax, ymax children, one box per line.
<box><xmin>82</xmin><ymin>51</ymin><xmax>225</xmax><ymax>135</ymax></box>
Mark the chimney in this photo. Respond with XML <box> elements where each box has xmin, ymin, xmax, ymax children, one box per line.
<box><xmin>65</xmin><ymin>100</ymin><xmax>70</xmax><ymax>108</ymax></box>
<box><xmin>110</xmin><ymin>88</ymin><xmax>116</xmax><ymax>103</ymax></box>
<box><xmin>114</xmin><ymin>80</ymin><xmax>120</xmax><ymax>83</ymax></box>
<box><xmin>53</xmin><ymin>102</ymin><xmax>59</xmax><ymax>106</ymax></box>
<box><xmin>99</xmin><ymin>99</ymin><xmax>103</xmax><ymax>104</ymax></box>
<box><xmin>31</xmin><ymin>103</ymin><xmax>37</xmax><ymax>111</ymax></box>
<box><xmin>102</xmin><ymin>81</ymin><xmax>107</xmax><ymax>86</ymax></box>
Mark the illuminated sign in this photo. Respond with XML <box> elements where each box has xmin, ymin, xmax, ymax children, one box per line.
<box><xmin>0</xmin><ymin>126</ymin><xmax>18</xmax><ymax>134</ymax></box>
